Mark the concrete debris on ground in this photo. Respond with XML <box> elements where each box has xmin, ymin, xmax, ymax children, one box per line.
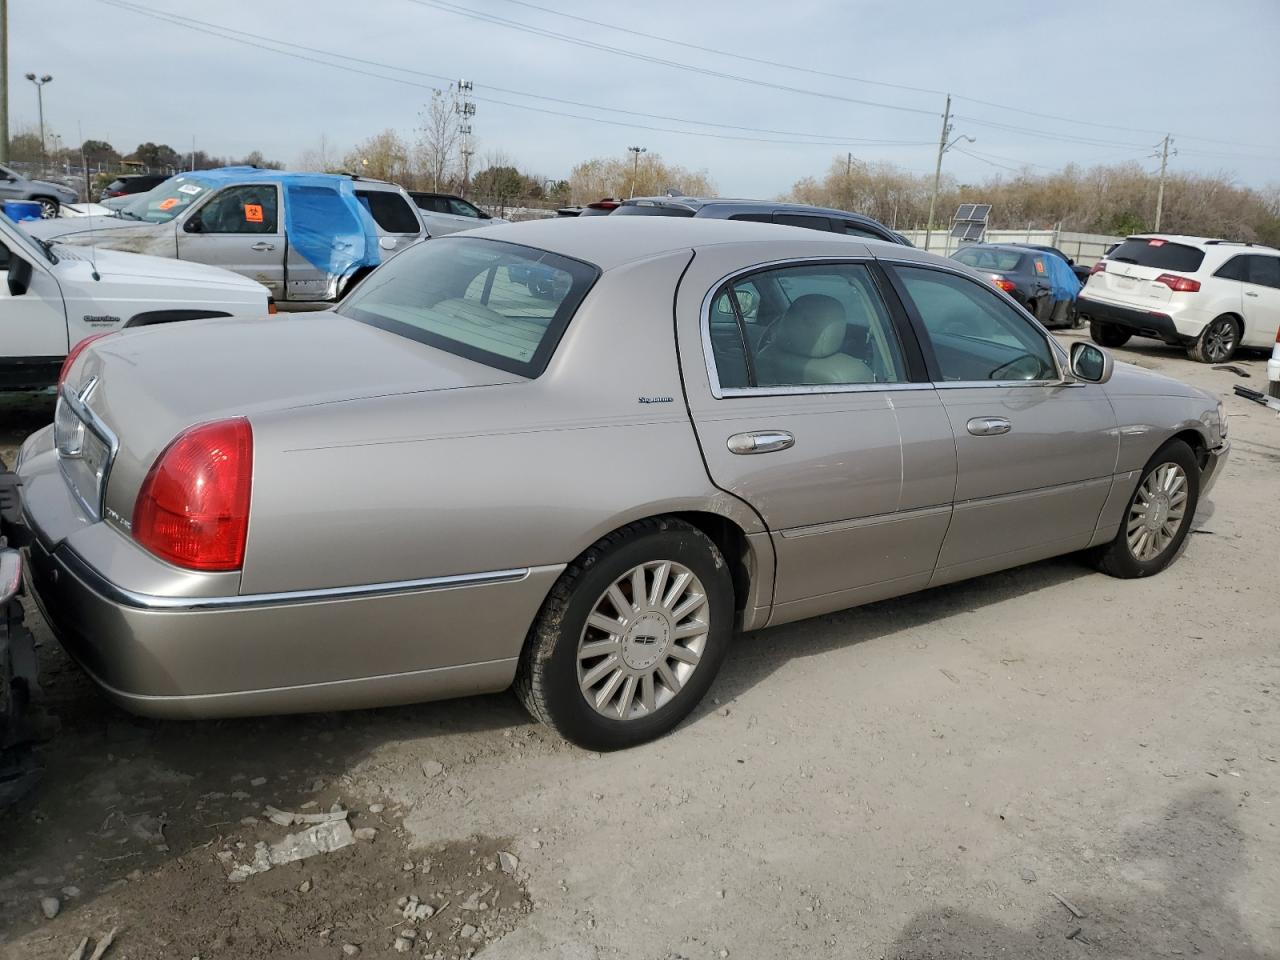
<box><xmin>263</xmin><ymin>804</ymin><xmax>349</xmax><ymax>827</ymax></box>
<box><xmin>353</xmin><ymin>827</ymin><xmax>378</xmax><ymax>842</ymax></box>
<box><xmin>39</xmin><ymin>895</ymin><xmax>60</xmax><ymax>919</ymax></box>
<box><xmin>220</xmin><ymin>819</ymin><xmax>356</xmax><ymax>882</ymax></box>
<box><xmin>498</xmin><ymin>851</ymin><xmax>519</xmax><ymax>875</ymax></box>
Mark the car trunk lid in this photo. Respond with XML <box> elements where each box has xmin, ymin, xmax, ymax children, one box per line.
<box><xmin>61</xmin><ymin>312</ymin><xmax>521</xmax><ymax>528</ymax></box>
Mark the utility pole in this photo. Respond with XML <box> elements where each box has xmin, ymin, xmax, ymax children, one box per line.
<box><xmin>0</xmin><ymin>0</ymin><xmax>9</xmax><ymax>164</ymax></box>
<box><xmin>846</xmin><ymin>152</ymin><xmax>852</xmax><ymax>176</ymax></box>
<box><xmin>1153</xmin><ymin>134</ymin><xmax>1175</xmax><ymax>232</ymax></box>
<box><xmin>627</xmin><ymin>145</ymin><xmax>646</xmax><ymax>198</ymax></box>
<box><xmin>924</xmin><ymin>94</ymin><xmax>975</xmax><ymax>253</ymax></box>
<box><xmin>925</xmin><ymin>95</ymin><xmax>952</xmax><ymax>253</ymax></box>
<box><xmin>454</xmin><ymin>79</ymin><xmax>475</xmax><ymax>196</ymax></box>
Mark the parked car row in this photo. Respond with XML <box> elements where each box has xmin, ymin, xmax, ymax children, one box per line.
<box><xmin>950</xmin><ymin>243</ymin><xmax>1083</xmax><ymax>328</ymax></box>
<box><xmin>1</xmin><ymin>216</ymin><xmax>1229</xmax><ymax>751</ymax></box>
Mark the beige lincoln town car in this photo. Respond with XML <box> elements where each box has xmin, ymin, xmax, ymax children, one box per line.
<box><xmin>9</xmin><ymin>217</ymin><xmax>1228</xmax><ymax>750</ymax></box>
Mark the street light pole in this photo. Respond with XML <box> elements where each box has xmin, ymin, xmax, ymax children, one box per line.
<box><xmin>0</xmin><ymin>0</ymin><xmax>9</xmax><ymax>164</ymax></box>
<box><xmin>24</xmin><ymin>72</ymin><xmax>52</xmax><ymax>172</ymax></box>
<box><xmin>627</xmin><ymin>145</ymin><xmax>646</xmax><ymax>198</ymax></box>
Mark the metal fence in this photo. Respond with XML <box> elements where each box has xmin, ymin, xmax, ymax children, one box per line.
<box><xmin>897</xmin><ymin>228</ymin><xmax>1122</xmax><ymax>266</ymax></box>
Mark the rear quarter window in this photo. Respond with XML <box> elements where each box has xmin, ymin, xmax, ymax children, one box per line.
<box><xmin>1109</xmin><ymin>239</ymin><xmax>1204</xmax><ymax>273</ymax></box>
<box><xmin>613</xmin><ymin>204</ymin><xmax>695</xmax><ymax>217</ymax></box>
<box><xmin>357</xmin><ymin>190</ymin><xmax>422</xmax><ymax>234</ymax></box>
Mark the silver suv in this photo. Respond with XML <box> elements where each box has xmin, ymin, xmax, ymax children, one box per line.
<box><xmin>25</xmin><ymin>169</ymin><xmax>428</xmax><ymax>306</ymax></box>
<box><xmin>0</xmin><ymin>164</ymin><xmax>79</xmax><ymax>218</ymax></box>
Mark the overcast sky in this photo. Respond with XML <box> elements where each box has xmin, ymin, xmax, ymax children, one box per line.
<box><xmin>8</xmin><ymin>0</ymin><xmax>1279</xmax><ymax>196</ymax></box>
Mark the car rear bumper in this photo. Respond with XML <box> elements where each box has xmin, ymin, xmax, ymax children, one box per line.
<box><xmin>11</xmin><ymin>433</ymin><xmax>562</xmax><ymax>719</ymax></box>
<box><xmin>1078</xmin><ymin>295</ymin><xmax>1190</xmax><ymax>344</ymax></box>
<box><xmin>20</xmin><ymin>531</ymin><xmax>561</xmax><ymax>719</ymax></box>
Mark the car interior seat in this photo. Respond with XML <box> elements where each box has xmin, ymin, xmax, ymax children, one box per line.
<box><xmin>755</xmin><ymin>294</ymin><xmax>873</xmax><ymax>385</ymax></box>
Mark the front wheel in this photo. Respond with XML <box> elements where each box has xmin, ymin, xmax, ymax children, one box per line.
<box><xmin>1092</xmin><ymin>439</ymin><xmax>1200</xmax><ymax>579</ymax></box>
<box><xmin>1090</xmin><ymin>319</ymin><xmax>1131</xmax><ymax>348</ymax></box>
<box><xmin>36</xmin><ymin>198</ymin><xmax>59</xmax><ymax>219</ymax></box>
<box><xmin>515</xmin><ymin>518</ymin><xmax>734</xmax><ymax>751</ymax></box>
<box><xmin>1187</xmin><ymin>315</ymin><xmax>1240</xmax><ymax>364</ymax></box>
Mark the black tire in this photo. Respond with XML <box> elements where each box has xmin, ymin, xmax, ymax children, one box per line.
<box><xmin>1069</xmin><ymin>304</ymin><xmax>1086</xmax><ymax>330</ymax></box>
<box><xmin>1090</xmin><ymin>319</ymin><xmax>1131</xmax><ymax>348</ymax></box>
<box><xmin>515</xmin><ymin>517</ymin><xmax>734</xmax><ymax>751</ymax></box>
<box><xmin>1093</xmin><ymin>439</ymin><xmax>1200</xmax><ymax>579</ymax></box>
<box><xmin>1187</xmin><ymin>315</ymin><xmax>1241</xmax><ymax>364</ymax></box>
<box><xmin>35</xmin><ymin>198</ymin><xmax>59</xmax><ymax>219</ymax></box>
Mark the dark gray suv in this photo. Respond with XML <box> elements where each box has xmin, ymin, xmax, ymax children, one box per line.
<box><xmin>612</xmin><ymin>197</ymin><xmax>911</xmax><ymax>245</ymax></box>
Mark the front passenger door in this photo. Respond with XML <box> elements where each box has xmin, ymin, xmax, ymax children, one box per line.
<box><xmin>177</xmin><ymin>184</ymin><xmax>285</xmax><ymax>297</ymax></box>
<box><xmin>887</xmin><ymin>263</ymin><xmax>1118</xmax><ymax>583</ymax></box>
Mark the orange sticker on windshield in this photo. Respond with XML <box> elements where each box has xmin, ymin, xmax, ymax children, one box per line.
<box><xmin>158</xmin><ymin>197</ymin><xmax>179</xmax><ymax>211</ymax></box>
<box><xmin>244</xmin><ymin>203</ymin><xmax>264</xmax><ymax>223</ymax></box>
<box><xmin>1034</xmin><ymin>259</ymin><xmax>1046</xmax><ymax>274</ymax></box>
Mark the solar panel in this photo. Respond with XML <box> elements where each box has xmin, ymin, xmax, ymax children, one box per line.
<box><xmin>950</xmin><ymin>224</ymin><xmax>969</xmax><ymax>238</ymax></box>
<box><xmin>955</xmin><ymin>204</ymin><xmax>975</xmax><ymax>221</ymax></box>
<box><xmin>971</xmin><ymin>204</ymin><xmax>992</xmax><ymax>220</ymax></box>
<box><xmin>964</xmin><ymin>223</ymin><xmax>985</xmax><ymax>241</ymax></box>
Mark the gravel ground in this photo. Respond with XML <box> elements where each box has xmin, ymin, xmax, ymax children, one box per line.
<box><xmin>1</xmin><ymin>332</ymin><xmax>1277</xmax><ymax>959</ymax></box>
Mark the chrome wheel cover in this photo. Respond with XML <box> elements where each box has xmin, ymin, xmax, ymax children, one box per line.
<box><xmin>1204</xmin><ymin>320</ymin><xmax>1236</xmax><ymax>362</ymax></box>
<box><xmin>1127</xmin><ymin>462</ymin><xmax>1189</xmax><ymax>562</ymax></box>
<box><xmin>39</xmin><ymin>199</ymin><xmax>59</xmax><ymax>219</ymax></box>
<box><xmin>577</xmin><ymin>560</ymin><xmax>709</xmax><ymax>721</ymax></box>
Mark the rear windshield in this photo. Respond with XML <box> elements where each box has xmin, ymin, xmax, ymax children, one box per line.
<box><xmin>952</xmin><ymin>247</ymin><xmax>1025</xmax><ymax>272</ymax></box>
<box><xmin>612</xmin><ymin>203</ymin><xmax>695</xmax><ymax>217</ymax></box>
<box><xmin>1108</xmin><ymin>238</ymin><xmax>1204</xmax><ymax>273</ymax></box>
<box><xmin>338</xmin><ymin>236</ymin><xmax>598</xmax><ymax>378</ymax></box>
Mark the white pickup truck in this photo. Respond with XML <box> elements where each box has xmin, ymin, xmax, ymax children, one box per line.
<box><xmin>1</xmin><ymin>212</ymin><xmax>270</xmax><ymax>390</ymax></box>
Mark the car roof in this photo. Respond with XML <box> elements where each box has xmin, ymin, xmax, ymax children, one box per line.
<box><xmin>453</xmin><ymin>215</ymin><xmax>924</xmax><ymax>272</ymax></box>
<box><xmin>170</xmin><ymin>166</ymin><xmax>402</xmax><ymax>191</ymax></box>
<box><xmin>622</xmin><ymin>196</ymin><xmax>885</xmax><ymax>221</ymax></box>
<box><xmin>1121</xmin><ymin>234</ymin><xmax>1280</xmax><ymax>255</ymax></box>
<box><xmin>954</xmin><ymin>243</ymin><xmax>1035</xmax><ymax>256</ymax></box>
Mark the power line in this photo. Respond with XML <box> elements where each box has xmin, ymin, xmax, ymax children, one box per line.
<box><xmin>473</xmin><ymin>0</ymin><xmax>1279</xmax><ymax>153</ymax></box>
<box><xmin>403</xmin><ymin>0</ymin><xmax>943</xmax><ymax>119</ymax></box>
<box><xmin>95</xmin><ymin>0</ymin><xmax>933</xmax><ymax>149</ymax></box>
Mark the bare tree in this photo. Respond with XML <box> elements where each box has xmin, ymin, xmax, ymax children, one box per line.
<box><xmin>296</xmin><ymin>133</ymin><xmax>337</xmax><ymax>173</ymax></box>
<box><xmin>568</xmin><ymin>151</ymin><xmax>715</xmax><ymax>203</ymax></box>
<box><xmin>417</xmin><ymin>90</ymin><xmax>461</xmax><ymax>191</ymax></box>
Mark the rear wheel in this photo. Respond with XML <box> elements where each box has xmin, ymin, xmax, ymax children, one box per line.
<box><xmin>515</xmin><ymin>518</ymin><xmax>733</xmax><ymax>751</ymax></box>
<box><xmin>1090</xmin><ymin>319</ymin><xmax>1131</xmax><ymax>348</ymax></box>
<box><xmin>1187</xmin><ymin>315</ymin><xmax>1240</xmax><ymax>364</ymax></box>
<box><xmin>1093</xmin><ymin>439</ymin><xmax>1199</xmax><ymax>579</ymax></box>
<box><xmin>35</xmin><ymin>198</ymin><xmax>59</xmax><ymax>219</ymax></box>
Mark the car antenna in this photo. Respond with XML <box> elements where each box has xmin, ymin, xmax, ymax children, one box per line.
<box><xmin>77</xmin><ymin>120</ymin><xmax>101</xmax><ymax>280</ymax></box>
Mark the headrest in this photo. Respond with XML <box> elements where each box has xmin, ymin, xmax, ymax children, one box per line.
<box><xmin>773</xmin><ymin>294</ymin><xmax>847</xmax><ymax>358</ymax></box>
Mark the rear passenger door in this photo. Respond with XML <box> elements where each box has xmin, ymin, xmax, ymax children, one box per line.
<box><xmin>884</xmin><ymin>262</ymin><xmax>1118</xmax><ymax>583</ymax></box>
<box><xmin>1240</xmin><ymin>254</ymin><xmax>1280</xmax><ymax>347</ymax></box>
<box><xmin>678</xmin><ymin>248</ymin><xmax>956</xmax><ymax>623</ymax></box>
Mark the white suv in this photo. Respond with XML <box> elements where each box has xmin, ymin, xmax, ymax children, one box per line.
<box><xmin>1079</xmin><ymin>235</ymin><xmax>1280</xmax><ymax>363</ymax></box>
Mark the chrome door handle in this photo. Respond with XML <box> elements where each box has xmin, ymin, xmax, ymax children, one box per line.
<box><xmin>966</xmin><ymin>416</ymin><xmax>1012</xmax><ymax>437</ymax></box>
<box><xmin>727</xmin><ymin>430</ymin><xmax>795</xmax><ymax>455</ymax></box>
<box><xmin>250</xmin><ymin>241</ymin><xmax>276</xmax><ymax>251</ymax></box>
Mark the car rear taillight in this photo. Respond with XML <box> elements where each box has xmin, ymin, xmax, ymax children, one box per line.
<box><xmin>1154</xmin><ymin>273</ymin><xmax>1201</xmax><ymax>293</ymax></box>
<box><xmin>133</xmin><ymin>419</ymin><xmax>253</xmax><ymax>571</ymax></box>
<box><xmin>58</xmin><ymin>333</ymin><xmax>114</xmax><ymax>388</ymax></box>
<box><xmin>991</xmin><ymin>277</ymin><xmax>1017</xmax><ymax>293</ymax></box>
<box><xmin>1089</xmin><ymin>262</ymin><xmax>1107</xmax><ymax>276</ymax></box>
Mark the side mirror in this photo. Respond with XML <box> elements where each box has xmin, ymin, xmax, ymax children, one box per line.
<box><xmin>1070</xmin><ymin>341</ymin><xmax>1113</xmax><ymax>383</ymax></box>
<box><xmin>7</xmin><ymin>256</ymin><xmax>32</xmax><ymax>296</ymax></box>
<box><xmin>183</xmin><ymin>214</ymin><xmax>203</xmax><ymax>234</ymax></box>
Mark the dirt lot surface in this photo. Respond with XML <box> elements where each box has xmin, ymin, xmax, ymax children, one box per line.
<box><xmin>1</xmin><ymin>332</ymin><xmax>1277</xmax><ymax>959</ymax></box>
